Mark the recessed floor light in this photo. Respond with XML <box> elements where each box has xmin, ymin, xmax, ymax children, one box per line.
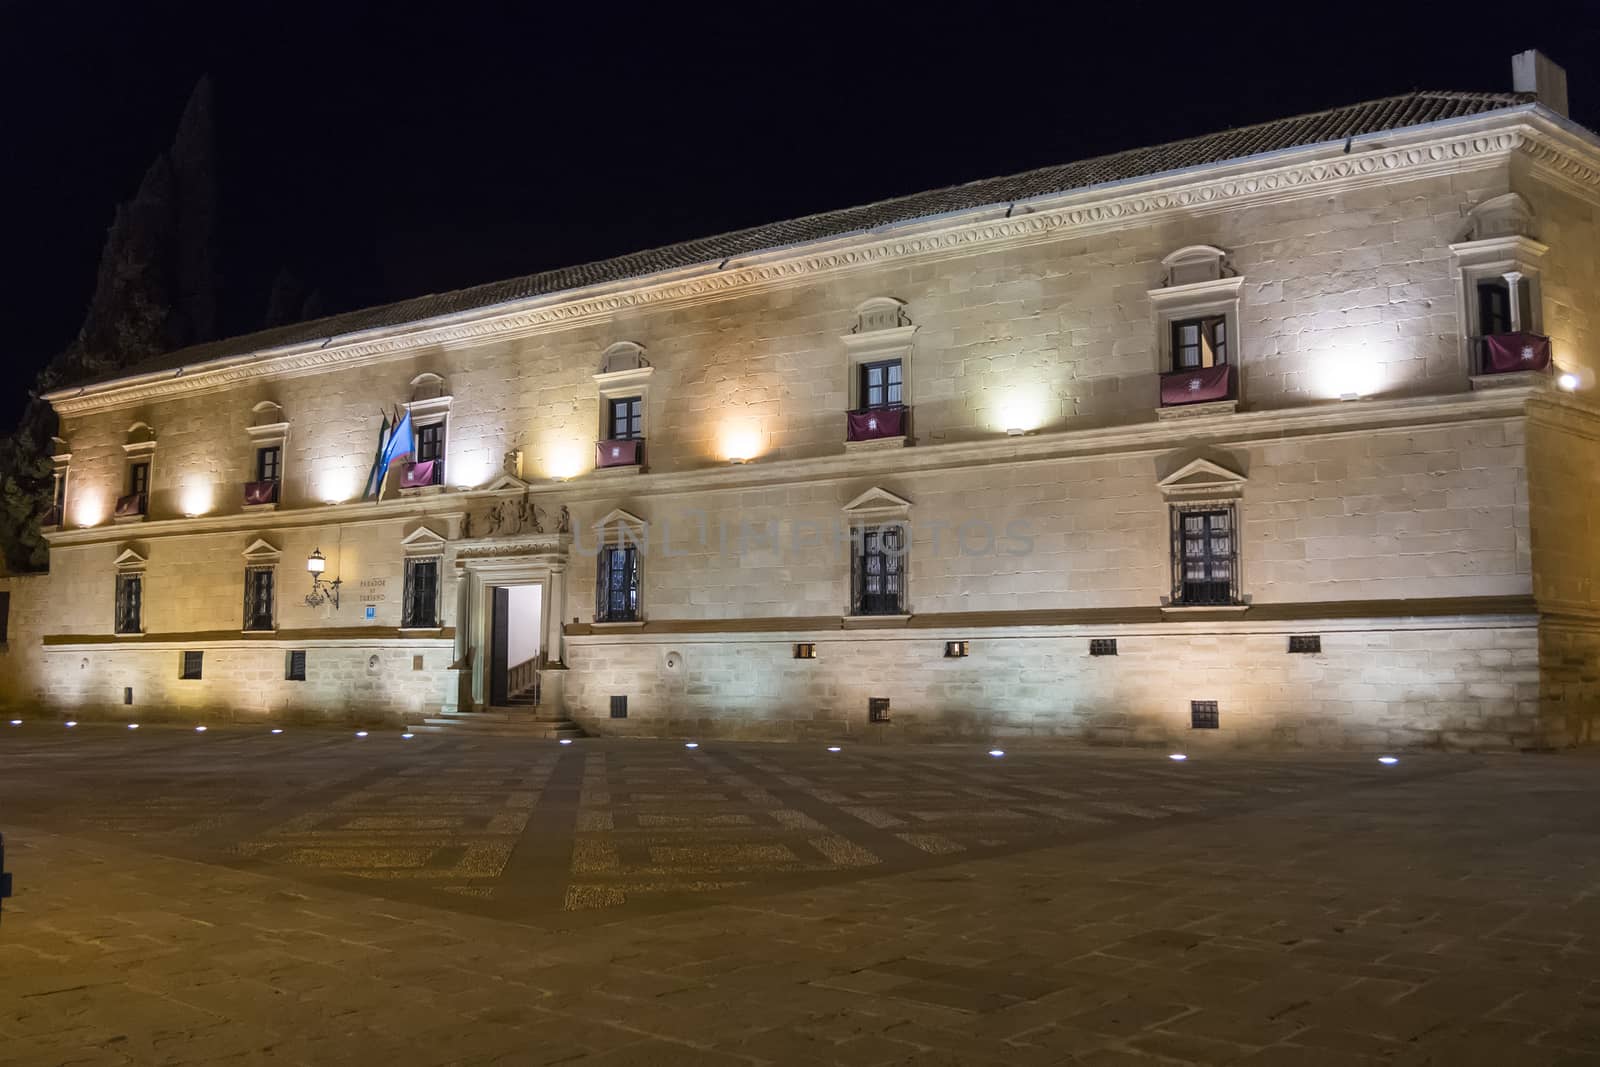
<box><xmin>827</xmin><ymin>745</ymin><xmax>841</xmax><ymax>752</ymax></box>
<box><xmin>1378</xmin><ymin>755</ymin><xmax>1399</xmax><ymax>765</ymax></box>
<box><xmin>558</xmin><ymin>738</ymin><xmax>573</xmax><ymax>745</ymax></box>
<box><xmin>1169</xmin><ymin>753</ymin><xmax>1188</xmax><ymax>761</ymax></box>
<box><xmin>684</xmin><ymin>742</ymin><xmax>699</xmax><ymax>749</ymax></box>
<box><xmin>128</xmin><ymin>723</ymin><xmax>140</xmax><ymax>730</ymax></box>
<box><xmin>8</xmin><ymin>720</ymin><xmax>20</xmax><ymax>726</ymax></box>
<box><xmin>270</xmin><ymin>728</ymin><xmax>283</xmax><ymax>734</ymax></box>
<box><xmin>195</xmin><ymin>726</ymin><xmax>207</xmax><ymax>732</ymax></box>
<box><xmin>988</xmin><ymin>749</ymin><xmax>1005</xmax><ymax>758</ymax></box>
<box><xmin>401</xmin><ymin>732</ymin><xmax>414</xmax><ymax>739</ymax></box>
<box><xmin>355</xmin><ymin>731</ymin><xmax>369</xmax><ymax>738</ymax></box>
<box><xmin>65</xmin><ymin>721</ymin><xmax>77</xmax><ymax>728</ymax></box>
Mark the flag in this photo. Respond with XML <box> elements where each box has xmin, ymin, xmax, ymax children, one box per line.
<box><xmin>361</xmin><ymin>410</ymin><xmax>391</xmax><ymax>500</ymax></box>
<box><xmin>374</xmin><ymin>407</ymin><xmax>415</xmax><ymax>497</ymax></box>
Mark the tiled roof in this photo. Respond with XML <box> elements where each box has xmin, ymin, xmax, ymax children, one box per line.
<box><xmin>91</xmin><ymin>90</ymin><xmax>1532</xmax><ymax>386</ymax></box>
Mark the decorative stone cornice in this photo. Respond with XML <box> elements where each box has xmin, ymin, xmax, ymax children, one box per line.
<box><xmin>44</xmin><ymin>111</ymin><xmax>1599</xmax><ymax>419</ymax></box>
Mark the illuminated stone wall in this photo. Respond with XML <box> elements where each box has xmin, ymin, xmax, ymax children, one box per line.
<box><xmin>562</xmin><ymin>621</ymin><xmax>1545</xmax><ymax>750</ymax></box>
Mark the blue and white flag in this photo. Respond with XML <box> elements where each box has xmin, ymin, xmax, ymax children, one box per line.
<box><xmin>362</xmin><ymin>407</ymin><xmax>415</xmax><ymax>500</ymax></box>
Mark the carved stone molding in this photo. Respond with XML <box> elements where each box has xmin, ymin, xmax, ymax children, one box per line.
<box><xmin>45</xmin><ymin>119</ymin><xmax>1599</xmax><ymax>418</ymax></box>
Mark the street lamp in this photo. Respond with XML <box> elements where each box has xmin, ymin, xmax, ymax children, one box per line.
<box><xmin>306</xmin><ymin>547</ymin><xmax>341</xmax><ymax>609</ymax></box>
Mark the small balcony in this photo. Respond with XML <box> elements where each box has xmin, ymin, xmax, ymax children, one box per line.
<box><xmin>399</xmin><ymin>459</ymin><xmax>443</xmax><ymax>490</ymax></box>
<box><xmin>595</xmin><ymin>438</ymin><xmax>643</xmax><ymax>470</ymax></box>
<box><xmin>1477</xmin><ymin>331</ymin><xmax>1551</xmax><ymax>375</ymax></box>
<box><xmin>845</xmin><ymin>404</ymin><xmax>909</xmax><ymax>449</ymax></box>
<box><xmin>113</xmin><ymin>493</ymin><xmax>147</xmax><ymax>522</ymax></box>
<box><xmin>243</xmin><ymin>479</ymin><xmax>279</xmax><ymax>507</ymax></box>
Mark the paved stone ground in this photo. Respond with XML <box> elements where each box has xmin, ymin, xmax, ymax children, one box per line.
<box><xmin>1</xmin><ymin>724</ymin><xmax>1598</xmax><ymax>1065</ymax></box>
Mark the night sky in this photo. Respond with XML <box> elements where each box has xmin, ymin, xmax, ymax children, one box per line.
<box><xmin>3</xmin><ymin>2</ymin><xmax>1597</xmax><ymax>432</ymax></box>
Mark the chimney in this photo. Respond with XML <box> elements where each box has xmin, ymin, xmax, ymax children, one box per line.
<box><xmin>1512</xmin><ymin>50</ymin><xmax>1569</xmax><ymax>117</ymax></box>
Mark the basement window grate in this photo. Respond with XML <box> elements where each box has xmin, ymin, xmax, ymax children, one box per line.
<box><xmin>868</xmin><ymin>697</ymin><xmax>891</xmax><ymax>723</ymax></box>
<box><xmin>286</xmin><ymin>650</ymin><xmax>307</xmax><ymax>681</ymax></box>
<box><xmin>944</xmin><ymin>640</ymin><xmax>969</xmax><ymax>658</ymax></box>
<box><xmin>609</xmin><ymin>695</ymin><xmax>628</xmax><ymax>719</ymax></box>
<box><xmin>124</xmin><ymin>687</ymin><xmax>133</xmax><ymax>705</ymax></box>
<box><xmin>1190</xmin><ymin>700</ymin><xmax>1219</xmax><ymax>729</ymax></box>
<box><xmin>794</xmin><ymin>643</ymin><xmax>817</xmax><ymax>659</ymax></box>
<box><xmin>1288</xmin><ymin>634</ymin><xmax>1322</xmax><ymax>654</ymax></box>
<box><xmin>1089</xmin><ymin>638</ymin><xmax>1118</xmax><ymax>656</ymax></box>
<box><xmin>180</xmin><ymin>650</ymin><xmax>203</xmax><ymax>681</ymax></box>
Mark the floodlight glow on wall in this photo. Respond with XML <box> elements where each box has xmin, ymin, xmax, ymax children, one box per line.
<box><xmin>1558</xmin><ymin>372</ymin><xmax>1580</xmax><ymax>391</ymax></box>
<box><xmin>550</xmin><ymin>442</ymin><xmax>586</xmax><ymax>481</ymax></box>
<box><xmin>305</xmin><ymin>547</ymin><xmax>342</xmax><ymax>609</ymax></box>
<box><xmin>180</xmin><ymin>483</ymin><xmax>213</xmax><ymax>518</ymax></box>
<box><xmin>720</xmin><ymin>423</ymin><xmax>763</xmax><ymax>464</ymax></box>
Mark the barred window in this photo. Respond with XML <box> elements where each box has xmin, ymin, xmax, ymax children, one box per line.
<box><xmin>1190</xmin><ymin>700</ymin><xmax>1219</xmax><ymax>729</ymax></box>
<box><xmin>1171</xmin><ymin>506</ymin><xmax>1237</xmax><ymax>606</ymax></box>
<box><xmin>180</xmin><ymin>650</ymin><xmax>203</xmax><ymax>680</ymax></box>
<box><xmin>243</xmin><ymin>567</ymin><xmax>275</xmax><ymax>632</ymax></box>
<box><xmin>596</xmin><ymin>547</ymin><xmax>640</xmax><ymax>622</ymax></box>
<box><xmin>286</xmin><ymin>649</ymin><xmax>307</xmax><ymax>681</ymax></box>
<box><xmin>403</xmin><ymin>557</ymin><xmax>440</xmax><ymax>628</ymax></box>
<box><xmin>852</xmin><ymin>524</ymin><xmax>906</xmax><ymax>616</ymax></box>
<box><xmin>1288</xmin><ymin>634</ymin><xmax>1322</xmax><ymax>654</ymax></box>
<box><xmin>1089</xmin><ymin>638</ymin><xmax>1117</xmax><ymax>656</ymax></box>
<box><xmin>115</xmin><ymin>574</ymin><xmax>143</xmax><ymax>635</ymax></box>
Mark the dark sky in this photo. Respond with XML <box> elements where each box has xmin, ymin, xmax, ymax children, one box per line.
<box><xmin>3</xmin><ymin>1</ymin><xmax>1597</xmax><ymax>432</ymax></box>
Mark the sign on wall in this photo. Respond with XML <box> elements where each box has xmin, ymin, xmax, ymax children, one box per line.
<box><xmin>361</xmin><ymin>577</ymin><xmax>387</xmax><ymax>622</ymax></box>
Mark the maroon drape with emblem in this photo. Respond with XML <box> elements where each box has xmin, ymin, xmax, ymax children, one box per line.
<box><xmin>595</xmin><ymin>439</ymin><xmax>642</xmax><ymax>468</ymax></box>
<box><xmin>399</xmin><ymin>460</ymin><xmax>437</xmax><ymax>488</ymax></box>
<box><xmin>243</xmin><ymin>480</ymin><xmax>279</xmax><ymax>505</ymax></box>
<box><xmin>1482</xmin><ymin>332</ymin><xmax>1551</xmax><ymax>373</ymax></box>
<box><xmin>1160</xmin><ymin>364</ymin><xmax>1234</xmax><ymax>406</ymax></box>
<box><xmin>846</xmin><ymin>406</ymin><xmax>905</xmax><ymax>441</ymax></box>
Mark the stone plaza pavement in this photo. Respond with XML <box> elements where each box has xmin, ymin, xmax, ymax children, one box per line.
<box><xmin>0</xmin><ymin>726</ymin><xmax>1598</xmax><ymax>1065</ymax></box>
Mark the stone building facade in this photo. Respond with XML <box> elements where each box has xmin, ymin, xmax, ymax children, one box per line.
<box><xmin>3</xmin><ymin>54</ymin><xmax>1598</xmax><ymax>748</ymax></box>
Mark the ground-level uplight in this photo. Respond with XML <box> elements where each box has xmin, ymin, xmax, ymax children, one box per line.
<box><xmin>270</xmin><ymin>728</ymin><xmax>283</xmax><ymax>734</ymax></box>
<box><xmin>685</xmin><ymin>742</ymin><xmax>700</xmax><ymax>749</ymax></box>
<box><xmin>195</xmin><ymin>725</ymin><xmax>207</xmax><ymax>732</ymax></box>
<box><xmin>401</xmin><ymin>732</ymin><xmax>414</xmax><ymax>739</ymax></box>
<box><xmin>988</xmin><ymin>749</ymin><xmax>1005</xmax><ymax>758</ymax></box>
<box><xmin>827</xmin><ymin>745</ymin><xmax>841</xmax><ymax>752</ymax></box>
<box><xmin>558</xmin><ymin>738</ymin><xmax>573</xmax><ymax>745</ymax></box>
<box><xmin>355</xmin><ymin>731</ymin><xmax>369</xmax><ymax>738</ymax></box>
<box><xmin>1169</xmin><ymin>753</ymin><xmax>1188</xmax><ymax>761</ymax></box>
<box><xmin>127</xmin><ymin>723</ymin><xmax>140</xmax><ymax>730</ymax></box>
<box><xmin>65</xmin><ymin>720</ymin><xmax>77</xmax><ymax>728</ymax></box>
<box><xmin>8</xmin><ymin>720</ymin><xmax>20</xmax><ymax>726</ymax></box>
<box><xmin>1378</xmin><ymin>755</ymin><xmax>1399</xmax><ymax>765</ymax></box>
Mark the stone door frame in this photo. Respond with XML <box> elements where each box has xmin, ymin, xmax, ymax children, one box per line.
<box><xmin>452</xmin><ymin>535</ymin><xmax>569</xmax><ymax>710</ymax></box>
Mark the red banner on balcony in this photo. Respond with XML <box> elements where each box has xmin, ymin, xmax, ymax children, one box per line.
<box><xmin>400</xmin><ymin>460</ymin><xmax>437</xmax><ymax>489</ymax></box>
<box><xmin>1482</xmin><ymin>332</ymin><xmax>1551</xmax><ymax>374</ymax></box>
<box><xmin>1160</xmin><ymin>364</ymin><xmax>1234</xmax><ymax>406</ymax></box>
<box><xmin>596</xmin><ymin>439</ymin><xmax>642</xmax><ymax>468</ymax></box>
<box><xmin>847</xmin><ymin>406</ymin><xmax>905</xmax><ymax>441</ymax></box>
<box><xmin>114</xmin><ymin>493</ymin><xmax>146</xmax><ymax>518</ymax></box>
<box><xmin>243</xmin><ymin>480</ymin><xmax>279</xmax><ymax>506</ymax></box>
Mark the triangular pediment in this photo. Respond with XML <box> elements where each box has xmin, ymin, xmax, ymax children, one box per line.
<box><xmin>483</xmin><ymin>473</ymin><xmax>531</xmax><ymax>493</ymax></box>
<box><xmin>842</xmin><ymin>486</ymin><xmax>912</xmax><ymax>515</ymax></box>
<box><xmin>1157</xmin><ymin>458</ymin><xmax>1247</xmax><ymax>497</ymax></box>
<box><xmin>400</xmin><ymin>524</ymin><xmax>448</xmax><ymax>549</ymax></box>
<box><xmin>593</xmin><ymin>508</ymin><xmax>646</xmax><ymax>532</ymax></box>
<box><xmin>113</xmin><ymin>547</ymin><xmax>147</xmax><ymax>569</ymax></box>
<box><xmin>241</xmin><ymin>538</ymin><xmax>282</xmax><ymax>562</ymax></box>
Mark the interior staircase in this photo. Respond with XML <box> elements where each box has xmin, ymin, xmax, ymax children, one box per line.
<box><xmin>418</xmin><ymin>680</ymin><xmax>583</xmax><ymax>738</ymax></box>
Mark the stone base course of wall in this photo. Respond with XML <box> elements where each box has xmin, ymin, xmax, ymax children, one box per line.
<box><xmin>564</xmin><ymin>622</ymin><xmax>1547</xmax><ymax>751</ymax></box>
